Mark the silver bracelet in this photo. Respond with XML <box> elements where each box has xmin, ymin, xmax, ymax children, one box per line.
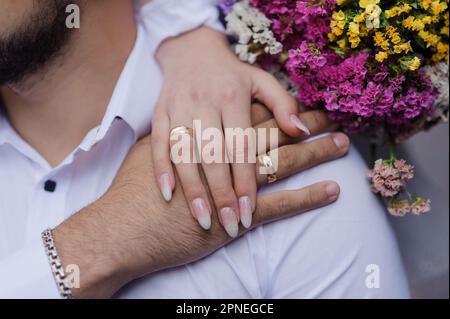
<box><xmin>41</xmin><ymin>228</ymin><xmax>74</xmax><ymax>299</ymax></box>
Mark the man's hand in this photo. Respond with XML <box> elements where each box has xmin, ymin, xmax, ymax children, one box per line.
<box><xmin>53</xmin><ymin>108</ymin><xmax>349</xmax><ymax>299</ymax></box>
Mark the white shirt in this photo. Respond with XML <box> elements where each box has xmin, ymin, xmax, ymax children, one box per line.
<box><xmin>0</xmin><ymin>1</ymin><xmax>410</xmax><ymax>298</ymax></box>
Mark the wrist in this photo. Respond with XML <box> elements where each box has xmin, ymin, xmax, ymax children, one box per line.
<box><xmin>156</xmin><ymin>26</ymin><xmax>230</xmax><ymax>71</ymax></box>
<box><xmin>52</xmin><ymin>202</ymin><xmax>132</xmax><ymax>298</ymax></box>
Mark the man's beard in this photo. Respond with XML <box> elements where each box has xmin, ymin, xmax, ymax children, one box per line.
<box><xmin>0</xmin><ymin>0</ymin><xmax>74</xmax><ymax>85</ymax></box>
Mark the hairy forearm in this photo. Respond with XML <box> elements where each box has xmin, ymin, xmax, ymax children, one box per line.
<box><xmin>52</xmin><ymin>199</ymin><xmax>132</xmax><ymax>299</ymax></box>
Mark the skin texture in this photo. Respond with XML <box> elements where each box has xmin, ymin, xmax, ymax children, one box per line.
<box><xmin>0</xmin><ymin>0</ymin><xmax>349</xmax><ymax>298</ymax></box>
<box><xmin>1</xmin><ymin>0</ymin><xmax>136</xmax><ymax>166</ymax></box>
<box><xmin>0</xmin><ymin>0</ymin><xmax>74</xmax><ymax>85</ymax></box>
<box><xmin>154</xmin><ymin>27</ymin><xmax>312</xmax><ymax>235</ymax></box>
<box><xmin>0</xmin><ymin>0</ymin><xmax>35</xmax><ymax>34</ymax></box>
<box><xmin>54</xmin><ymin>106</ymin><xmax>349</xmax><ymax>298</ymax></box>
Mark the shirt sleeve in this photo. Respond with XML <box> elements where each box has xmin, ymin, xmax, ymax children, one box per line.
<box><xmin>0</xmin><ymin>233</ymin><xmax>60</xmax><ymax>299</ymax></box>
<box><xmin>135</xmin><ymin>0</ymin><xmax>224</xmax><ymax>50</ymax></box>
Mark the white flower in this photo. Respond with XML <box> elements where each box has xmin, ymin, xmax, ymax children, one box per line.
<box><xmin>225</xmin><ymin>0</ymin><xmax>283</xmax><ymax>63</ymax></box>
<box><xmin>235</xmin><ymin>44</ymin><xmax>249</xmax><ymax>61</ymax></box>
<box><xmin>234</xmin><ymin>44</ymin><xmax>259</xmax><ymax>64</ymax></box>
<box><xmin>424</xmin><ymin>62</ymin><xmax>449</xmax><ymax>121</ymax></box>
<box><xmin>226</xmin><ymin>14</ymin><xmax>252</xmax><ymax>44</ymax></box>
<box><xmin>247</xmin><ymin>53</ymin><xmax>258</xmax><ymax>64</ymax></box>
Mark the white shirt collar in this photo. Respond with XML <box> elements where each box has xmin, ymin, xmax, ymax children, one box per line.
<box><xmin>0</xmin><ymin>23</ymin><xmax>160</xmax><ymax>155</ymax></box>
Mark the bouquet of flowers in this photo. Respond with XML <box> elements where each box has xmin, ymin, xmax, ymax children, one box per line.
<box><xmin>219</xmin><ymin>0</ymin><xmax>449</xmax><ymax>216</ymax></box>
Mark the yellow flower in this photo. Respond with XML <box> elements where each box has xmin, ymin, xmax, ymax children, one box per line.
<box><xmin>412</xmin><ymin>19</ymin><xmax>425</xmax><ymax>31</ymax></box>
<box><xmin>422</xmin><ymin>16</ymin><xmax>433</xmax><ymax>24</ymax></box>
<box><xmin>437</xmin><ymin>42</ymin><xmax>449</xmax><ymax>54</ymax></box>
<box><xmin>349</xmin><ymin>36</ymin><xmax>361</xmax><ymax>48</ymax></box>
<box><xmin>332</xmin><ymin>26</ymin><xmax>344</xmax><ymax>36</ymax></box>
<box><xmin>336</xmin><ymin>0</ymin><xmax>346</xmax><ymax>5</ymax></box>
<box><xmin>393</xmin><ymin>41</ymin><xmax>412</xmax><ymax>54</ymax></box>
<box><xmin>330</xmin><ymin>10</ymin><xmax>346</xmax><ymax>37</ymax></box>
<box><xmin>359</xmin><ymin>0</ymin><xmax>379</xmax><ymax>9</ymax></box>
<box><xmin>385</xmin><ymin>4</ymin><xmax>412</xmax><ymax>18</ymax></box>
<box><xmin>374</xmin><ymin>32</ymin><xmax>390</xmax><ymax>50</ymax></box>
<box><xmin>385</xmin><ymin>26</ymin><xmax>397</xmax><ymax>38</ymax></box>
<box><xmin>391</xmin><ymin>34</ymin><xmax>402</xmax><ymax>44</ymax></box>
<box><xmin>375</xmin><ymin>51</ymin><xmax>389</xmax><ymax>62</ymax></box>
<box><xmin>407</xmin><ymin>57</ymin><xmax>421</xmax><ymax>71</ymax></box>
<box><xmin>419</xmin><ymin>30</ymin><xmax>441</xmax><ymax>47</ymax></box>
<box><xmin>385</xmin><ymin>7</ymin><xmax>401</xmax><ymax>18</ymax></box>
<box><xmin>431</xmin><ymin>1</ymin><xmax>448</xmax><ymax>16</ymax></box>
<box><xmin>337</xmin><ymin>38</ymin><xmax>347</xmax><ymax>49</ymax></box>
<box><xmin>403</xmin><ymin>16</ymin><xmax>425</xmax><ymax>31</ymax></box>
<box><xmin>332</xmin><ymin>10</ymin><xmax>346</xmax><ymax>21</ymax></box>
<box><xmin>422</xmin><ymin>0</ymin><xmax>433</xmax><ymax>10</ymax></box>
<box><xmin>354</xmin><ymin>14</ymin><xmax>366</xmax><ymax>23</ymax></box>
<box><xmin>402</xmin><ymin>4</ymin><xmax>412</xmax><ymax>13</ymax></box>
<box><xmin>402</xmin><ymin>16</ymin><xmax>415</xmax><ymax>29</ymax></box>
<box><xmin>348</xmin><ymin>22</ymin><xmax>360</xmax><ymax>35</ymax></box>
<box><xmin>348</xmin><ymin>21</ymin><xmax>361</xmax><ymax>48</ymax></box>
<box><xmin>433</xmin><ymin>42</ymin><xmax>450</xmax><ymax>62</ymax></box>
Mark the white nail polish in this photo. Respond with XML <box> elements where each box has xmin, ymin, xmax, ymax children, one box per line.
<box><xmin>220</xmin><ymin>207</ymin><xmax>239</xmax><ymax>238</ymax></box>
<box><xmin>239</xmin><ymin>196</ymin><xmax>253</xmax><ymax>229</ymax></box>
<box><xmin>197</xmin><ymin>213</ymin><xmax>212</xmax><ymax>230</ymax></box>
<box><xmin>192</xmin><ymin>198</ymin><xmax>211</xmax><ymax>230</ymax></box>
<box><xmin>290</xmin><ymin>114</ymin><xmax>311</xmax><ymax>135</ymax></box>
<box><xmin>159</xmin><ymin>173</ymin><xmax>172</xmax><ymax>202</ymax></box>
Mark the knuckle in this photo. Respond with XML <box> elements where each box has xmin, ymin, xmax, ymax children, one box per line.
<box><xmin>231</xmin><ymin>139</ymin><xmax>250</xmax><ymax>162</ymax></box>
<box><xmin>276</xmin><ymin>193</ymin><xmax>292</xmax><ymax>214</ymax></box>
<box><xmin>280</xmin><ymin>147</ymin><xmax>298</xmax><ymax>172</ymax></box>
<box><xmin>303</xmin><ymin>145</ymin><xmax>320</xmax><ymax>164</ymax></box>
<box><xmin>303</xmin><ymin>188</ymin><xmax>316</xmax><ymax>207</ymax></box>
<box><xmin>188</xmin><ymin>88</ymin><xmax>210</xmax><ymax>104</ymax></box>
<box><xmin>306</xmin><ymin>111</ymin><xmax>325</xmax><ymax>131</ymax></box>
<box><xmin>234</xmin><ymin>178</ymin><xmax>255</xmax><ymax>197</ymax></box>
<box><xmin>211</xmin><ymin>184</ymin><xmax>235</xmax><ymax>205</ymax></box>
<box><xmin>183</xmin><ymin>185</ymin><xmax>205</xmax><ymax>200</ymax></box>
<box><xmin>218</xmin><ymin>85</ymin><xmax>239</xmax><ymax>103</ymax></box>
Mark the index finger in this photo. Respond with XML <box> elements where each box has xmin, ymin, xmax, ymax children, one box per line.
<box><xmin>255</xmin><ymin>110</ymin><xmax>338</xmax><ymax>154</ymax></box>
<box><xmin>251</xmin><ymin>181</ymin><xmax>340</xmax><ymax>227</ymax></box>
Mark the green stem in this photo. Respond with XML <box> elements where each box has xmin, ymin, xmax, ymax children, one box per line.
<box><xmin>405</xmin><ymin>191</ymin><xmax>414</xmax><ymax>203</ymax></box>
<box><xmin>388</xmin><ymin>142</ymin><xmax>397</xmax><ymax>163</ymax></box>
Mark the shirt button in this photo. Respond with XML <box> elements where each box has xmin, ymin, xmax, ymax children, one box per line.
<box><xmin>44</xmin><ymin>180</ymin><xmax>57</xmax><ymax>193</ymax></box>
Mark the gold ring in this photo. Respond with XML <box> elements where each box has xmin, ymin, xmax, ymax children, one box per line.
<box><xmin>258</xmin><ymin>154</ymin><xmax>277</xmax><ymax>184</ymax></box>
<box><xmin>170</xmin><ymin>126</ymin><xmax>194</xmax><ymax>139</ymax></box>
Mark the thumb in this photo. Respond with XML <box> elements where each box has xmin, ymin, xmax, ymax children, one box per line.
<box><xmin>250</xmin><ymin>68</ymin><xmax>310</xmax><ymax>138</ymax></box>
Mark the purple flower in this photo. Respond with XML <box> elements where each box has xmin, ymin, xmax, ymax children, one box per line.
<box><xmin>219</xmin><ymin>0</ymin><xmax>238</xmax><ymax>14</ymax></box>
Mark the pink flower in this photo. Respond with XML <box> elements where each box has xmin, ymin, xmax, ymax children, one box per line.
<box><xmin>394</xmin><ymin>159</ymin><xmax>414</xmax><ymax>181</ymax></box>
<box><xmin>388</xmin><ymin>199</ymin><xmax>411</xmax><ymax>217</ymax></box>
<box><xmin>368</xmin><ymin>159</ymin><xmax>404</xmax><ymax>197</ymax></box>
<box><xmin>411</xmin><ymin>198</ymin><xmax>432</xmax><ymax>215</ymax></box>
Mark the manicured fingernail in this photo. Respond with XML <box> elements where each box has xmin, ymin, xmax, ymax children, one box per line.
<box><xmin>220</xmin><ymin>207</ymin><xmax>239</xmax><ymax>238</ymax></box>
<box><xmin>333</xmin><ymin>134</ymin><xmax>349</xmax><ymax>149</ymax></box>
<box><xmin>192</xmin><ymin>198</ymin><xmax>211</xmax><ymax>230</ymax></box>
<box><xmin>326</xmin><ymin>183</ymin><xmax>340</xmax><ymax>199</ymax></box>
<box><xmin>239</xmin><ymin>196</ymin><xmax>253</xmax><ymax>229</ymax></box>
<box><xmin>159</xmin><ymin>173</ymin><xmax>172</xmax><ymax>202</ymax></box>
<box><xmin>290</xmin><ymin>114</ymin><xmax>310</xmax><ymax>135</ymax></box>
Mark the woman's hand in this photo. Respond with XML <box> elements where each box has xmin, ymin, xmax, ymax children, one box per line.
<box><xmin>152</xmin><ymin>27</ymin><xmax>310</xmax><ymax>237</ymax></box>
